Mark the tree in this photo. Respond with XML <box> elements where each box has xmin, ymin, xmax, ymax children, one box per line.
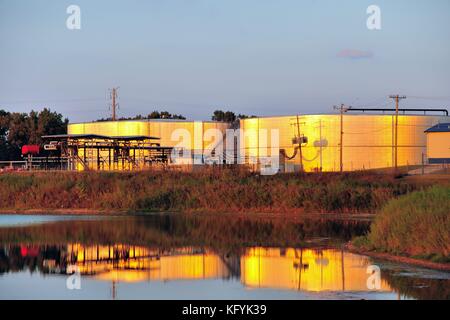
<box><xmin>147</xmin><ymin>110</ymin><xmax>186</xmax><ymax>120</ymax></box>
<box><xmin>211</xmin><ymin>110</ymin><xmax>256</xmax><ymax>122</ymax></box>
<box><xmin>6</xmin><ymin>112</ymin><xmax>29</xmax><ymax>159</ymax></box>
<box><xmin>35</xmin><ymin>108</ymin><xmax>68</xmax><ymax>144</ymax></box>
<box><xmin>96</xmin><ymin>111</ymin><xmax>186</xmax><ymax>122</ymax></box>
<box><xmin>237</xmin><ymin>114</ymin><xmax>257</xmax><ymax>119</ymax></box>
<box><xmin>148</xmin><ymin>111</ymin><xmax>161</xmax><ymax>119</ymax></box>
<box><xmin>212</xmin><ymin>110</ymin><xmax>228</xmax><ymax>122</ymax></box>
<box><xmin>0</xmin><ymin>110</ymin><xmax>11</xmax><ymax>161</ymax></box>
<box><xmin>0</xmin><ymin>108</ymin><xmax>68</xmax><ymax>160</ymax></box>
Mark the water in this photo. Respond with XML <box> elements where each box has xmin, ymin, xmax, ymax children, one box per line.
<box><xmin>0</xmin><ymin>214</ymin><xmax>448</xmax><ymax>300</ymax></box>
<box><xmin>0</xmin><ymin>214</ymin><xmax>103</xmax><ymax>227</ymax></box>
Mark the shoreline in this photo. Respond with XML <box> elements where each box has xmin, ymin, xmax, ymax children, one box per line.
<box><xmin>0</xmin><ymin>209</ymin><xmax>129</xmax><ymax>216</ymax></box>
<box><xmin>346</xmin><ymin>243</ymin><xmax>450</xmax><ymax>272</ymax></box>
<box><xmin>0</xmin><ymin>209</ymin><xmax>376</xmax><ymax>221</ymax></box>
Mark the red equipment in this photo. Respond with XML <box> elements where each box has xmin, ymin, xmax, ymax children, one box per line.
<box><xmin>21</xmin><ymin>145</ymin><xmax>40</xmax><ymax>156</ymax></box>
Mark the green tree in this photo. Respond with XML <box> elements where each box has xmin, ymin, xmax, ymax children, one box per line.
<box><xmin>35</xmin><ymin>108</ymin><xmax>69</xmax><ymax>144</ymax></box>
<box><xmin>212</xmin><ymin>110</ymin><xmax>255</xmax><ymax>122</ymax></box>
<box><xmin>148</xmin><ymin>110</ymin><xmax>186</xmax><ymax>120</ymax></box>
<box><xmin>148</xmin><ymin>111</ymin><xmax>161</xmax><ymax>119</ymax></box>
<box><xmin>212</xmin><ymin>110</ymin><xmax>226</xmax><ymax>122</ymax></box>
<box><xmin>0</xmin><ymin>108</ymin><xmax>68</xmax><ymax>160</ymax></box>
<box><xmin>0</xmin><ymin>110</ymin><xmax>11</xmax><ymax>161</ymax></box>
<box><xmin>6</xmin><ymin>112</ymin><xmax>29</xmax><ymax>158</ymax></box>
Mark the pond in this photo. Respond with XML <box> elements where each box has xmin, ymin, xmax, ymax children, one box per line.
<box><xmin>0</xmin><ymin>214</ymin><xmax>448</xmax><ymax>300</ymax></box>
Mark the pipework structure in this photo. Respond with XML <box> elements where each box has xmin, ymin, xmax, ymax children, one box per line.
<box><xmin>42</xmin><ymin>134</ymin><xmax>172</xmax><ymax>171</ymax></box>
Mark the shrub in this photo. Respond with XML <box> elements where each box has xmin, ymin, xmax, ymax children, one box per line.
<box><xmin>364</xmin><ymin>186</ymin><xmax>450</xmax><ymax>258</ymax></box>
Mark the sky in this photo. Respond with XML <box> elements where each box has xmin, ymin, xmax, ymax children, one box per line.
<box><xmin>1</xmin><ymin>0</ymin><xmax>449</xmax><ymax>122</ymax></box>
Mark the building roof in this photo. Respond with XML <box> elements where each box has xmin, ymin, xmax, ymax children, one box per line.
<box><xmin>42</xmin><ymin>134</ymin><xmax>160</xmax><ymax>140</ymax></box>
<box><xmin>424</xmin><ymin>123</ymin><xmax>450</xmax><ymax>133</ymax></box>
<box><xmin>68</xmin><ymin>119</ymin><xmax>229</xmax><ymax>125</ymax></box>
<box><xmin>241</xmin><ymin>113</ymin><xmax>450</xmax><ymax>120</ymax></box>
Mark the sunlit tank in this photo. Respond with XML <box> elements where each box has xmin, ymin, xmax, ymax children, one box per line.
<box><xmin>240</xmin><ymin>247</ymin><xmax>391</xmax><ymax>292</ymax></box>
<box><xmin>68</xmin><ymin>119</ymin><xmax>230</xmax><ymax>149</ymax></box>
<box><xmin>67</xmin><ymin>244</ymin><xmax>231</xmax><ymax>282</ymax></box>
<box><xmin>67</xmin><ymin>119</ymin><xmax>231</xmax><ymax>170</ymax></box>
<box><xmin>67</xmin><ymin>113</ymin><xmax>449</xmax><ymax>172</ymax></box>
<box><xmin>240</xmin><ymin>114</ymin><xmax>449</xmax><ymax>172</ymax></box>
<box><xmin>66</xmin><ymin>244</ymin><xmax>392</xmax><ymax>292</ymax></box>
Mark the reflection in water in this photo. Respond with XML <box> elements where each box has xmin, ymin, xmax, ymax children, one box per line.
<box><xmin>2</xmin><ymin>244</ymin><xmax>391</xmax><ymax>292</ymax></box>
<box><xmin>241</xmin><ymin>247</ymin><xmax>391</xmax><ymax>292</ymax></box>
<box><xmin>0</xmin><ymin>214</ymin><xmax>448</xmax><ymax>300</ymax></box>
<box><xmin>67</xmin><ymin>245</ymin><xmax>232</xmax><ymax>282</ymax></box>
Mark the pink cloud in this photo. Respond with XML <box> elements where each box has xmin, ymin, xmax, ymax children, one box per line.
<box><xmin>337</xmin><ymin>49</ymin><xmax>374</xmax><ymax>59</ymax></box>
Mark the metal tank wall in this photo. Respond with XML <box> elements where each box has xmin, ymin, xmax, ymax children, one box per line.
<box><xmin>68</xmin><ymin>120</ymin><xmax>152</xmax><ymax>137</ymax></box>
<box><xmin>240</xmin><ymin>114</ymin><xmax>449</xmax><ymax>172</ymax></box>
<box><xmin>67</xmin><ymin>120</ymin><xmax>232</xmax><ymax>170</ymax></box>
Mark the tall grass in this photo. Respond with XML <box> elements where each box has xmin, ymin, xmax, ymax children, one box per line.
<box><xmin>355</xmin><ymin>186</ymin><xmax>450</xmax><ymax>260</ymax></box>
<box><xmin>0</xmin><ymin>168</ymin><xmax>425</xmax><ymax>213</ymax></box>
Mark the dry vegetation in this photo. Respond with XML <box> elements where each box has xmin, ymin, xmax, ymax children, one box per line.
<box><xmin>0</xmin><ymin>168</ymin><xmax>429</xmax><ymax>214</ymax></box>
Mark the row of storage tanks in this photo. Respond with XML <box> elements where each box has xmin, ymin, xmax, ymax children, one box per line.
<box><xmin>68</xmin><ymin>113</ymin><xmax>449</xmax><ymax>172</ymax></box>
<box><xmin>65</xmin><ymin>244</ymin><xmax>391</xmax><ymax>292</ymax></box>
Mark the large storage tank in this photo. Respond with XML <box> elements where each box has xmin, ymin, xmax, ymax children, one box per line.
<box><xmin>67</xmin><ymin>119</ymin><xmax>232</xmax><ymax>170</ymax></box>
<box><xmin>239</xmin><ymin>114</ymin><xmax>450</xmax><ymax>172</ymax></box>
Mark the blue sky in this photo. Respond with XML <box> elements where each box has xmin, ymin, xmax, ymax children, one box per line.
<box><xmin>1</xmin><ymin>0</ymin><xmax>449</xmax><ymax>122</ymax></box>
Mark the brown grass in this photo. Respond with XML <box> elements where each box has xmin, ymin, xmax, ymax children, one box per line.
<box><xmin>0</xmin><ymin>167</ymin><xmax>431</xmax><ymax>214</ymax></box>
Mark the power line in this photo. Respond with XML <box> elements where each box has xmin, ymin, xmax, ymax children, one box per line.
<box><xmin>389</xmin><ymin>94</ymin><xmax>406</xmax><ymax>171</ymax></box>
<box><xmin>407</xmin><ymin>95</ymin><xmax>450</xmax><ymax>101</ymax></box>
<box><xmin>0</xmin><ymin>97</ymin><xmax>107</xmax><ymax>104</ymax></box>
<box><xmin>353</xmin><ymin>96</ymin><xmax>389</xmax><ymax>108</ymax></box>
<box><xmin>333</xmin><ymin>103</ymin><xmax>350</xmax><ymax>173</ymax></box>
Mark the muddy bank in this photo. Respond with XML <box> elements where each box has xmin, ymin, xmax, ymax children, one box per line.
<box><xmin>346</xmin><ymin>243</ymin><xmax>450</xmax><ymax>272</ymax></box>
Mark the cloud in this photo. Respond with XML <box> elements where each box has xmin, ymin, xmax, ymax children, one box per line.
<box><xmin>337</xmin><ymin>49</ymin><xmax>374</xmax><ymax>59</ymax></box>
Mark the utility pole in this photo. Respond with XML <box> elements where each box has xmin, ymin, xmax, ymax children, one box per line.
<box><xmin>334</xmin><ymin>104</ymin><xmax>349</xmax><ymax>173</ymax></box>
<box><xmin>110</xmin><ymin>87</ymin><xmax>119</xmax><ymax>121</ymax></box>
<box><xmin>389</xmin><ymin>95</ymin><xmax>406</xmax><ymax>171</ymax></box>
<box><xmin>296</xmin><ymin>115</ymin><xmax>304</xmax><ymax>172</ymax></box>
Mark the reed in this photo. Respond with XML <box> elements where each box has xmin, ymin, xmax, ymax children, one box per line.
<box><xmin>0</xmin><ymin>168</ymin><xmax>428</xmax><ymax>214</ymax></box>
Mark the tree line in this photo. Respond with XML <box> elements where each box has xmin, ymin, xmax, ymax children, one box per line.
<box><xmin>96</xmin><ymin>110</ymin><xmax>186</xmax><ymax>121</ymax></box>
<box><xmin>0</xmin><ymin>108</ymin><xmax>68</xmax><ymax>161</ymax></box>
<box><xmin>211</xmin><ymin>110</ymin><xmax>256</xmax><ymax>122</ymax></box>
<box><xmin>96</xmin><ymin>109</ymin><xmax>255</xmax><ymax>123</ymax></box>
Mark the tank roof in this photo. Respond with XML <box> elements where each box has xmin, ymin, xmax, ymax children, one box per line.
<box><xmin>424</xmin><ymin>123</ymin><xmax>450</xmax><ymax>133</ymax></box>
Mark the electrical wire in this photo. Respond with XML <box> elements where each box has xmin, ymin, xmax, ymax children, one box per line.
<box><xmin>0</xmin><ymin>97</ymin><xmax>107</xmax><ymax>104</ymax></box>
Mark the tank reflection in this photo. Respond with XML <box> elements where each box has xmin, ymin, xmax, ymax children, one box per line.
<box><xmin>57</xmin><ymin>244</ymin><xmax>391</xmax><ymax>292</ymax></box>
<box><xmin>66</xmin><ymin>244</ymin><xmax>232</xmax><ymax>282</ymax></box>
<box><xmin>241</xmin><ymin>247</ymin><xmax>391</xmax><ymax>292</ymax></box>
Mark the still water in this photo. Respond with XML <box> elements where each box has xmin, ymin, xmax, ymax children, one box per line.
<box><xmin>0</xmin><ymin>214</ymin><xmax>448</xmax><ymax>300</ymax></box>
